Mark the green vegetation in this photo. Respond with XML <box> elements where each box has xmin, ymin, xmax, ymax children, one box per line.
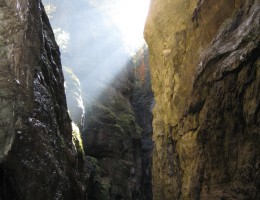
<box><xmin>87</xmin><ymin>157</ymin><xmax>110</xmax><ymax>200</ymax></box>
<box><xmin>87</xmin><ymin>104</ymin><xmax>117</xmax><ymax>125</ymax></box>
<box><xmin>72</xmin><ymin>122</ymin><xmax>85</xmax><ymax>161</ymax></box>
<box><xmin>85</xmin><ymin>96</ymin><xmax>142</xmax><ymax>139</ymax></box>
<box><xmin>64</xmin><ymin>67</ymin><xmax>80</xmax><ymax>86</ymax></box>
<box><xmin>112</xmin><ymin>96</ymin><xmax>142</xmax><ymax>138</ymax></box>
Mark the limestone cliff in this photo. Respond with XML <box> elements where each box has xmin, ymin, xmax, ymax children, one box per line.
<box><xmin>0</xmin><ymin>0</ymin><xmax>87</xmax><ymax>199</ymax></box>
<box><xmin>145</xmin><ymin>0</ymin><xmax>260</xmax><ymax>199</ymax></box>
<box><xmin>82</xmin><ymin>62</ymin><xmax>143</xmax><ymax>200</ymax></box>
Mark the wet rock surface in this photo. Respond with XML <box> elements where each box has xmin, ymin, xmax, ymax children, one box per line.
<box><xmin>0</xmin><ymin>0</ymin><xmax>87</xmax><ymax>199</ymax></box>
<box><xmin>145</xmin><ymin>0</ymin><xmax>260</xmax><ymax>199</ymax></box>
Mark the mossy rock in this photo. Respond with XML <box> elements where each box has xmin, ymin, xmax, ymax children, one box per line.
<box><xmin>85</xmin><ymin>104</ymin><xmax>117</xmax><ymax>126</ymax></box>
<box><xmin>87</xmin><ymin>157</ymin><xmax>110</xmax><ymax>200</ymax></box>
<box><xmin>85</xmin><ymin>97</ymin><xmax>141</xmax><ymax>139</ymax></box>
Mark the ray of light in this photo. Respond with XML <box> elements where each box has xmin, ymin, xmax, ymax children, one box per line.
<box><xmin>42</xmin><ymin>0</ymin><xmax>150</xmax><ymax>112</ymax></box>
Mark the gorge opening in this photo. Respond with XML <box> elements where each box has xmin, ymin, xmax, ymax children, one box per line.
<box><xmin>1</xmin><ymin>0</ymin><xmax>259</xmax><ymax>199</ymax></box>
<box><xmin>42</xmin><ymin>0</ymin><xmax>154</xmax><ymax>199</ymax></box>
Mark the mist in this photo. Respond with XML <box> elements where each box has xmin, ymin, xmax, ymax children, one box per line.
<box><xmin>42</xmin><ymin>1</ymin><xmax>153</xmax><ymax>198</ymax></box>
<box><xmin>42</xmin><ymin>0</ymin><xmax>149</xmax><ymax>107</ymax></box>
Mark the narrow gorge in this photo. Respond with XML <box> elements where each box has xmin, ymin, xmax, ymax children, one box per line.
<box><xmin>0</xmin><ymin>0</ymin><xmax>259</xmax><ymax>200</ymax></box>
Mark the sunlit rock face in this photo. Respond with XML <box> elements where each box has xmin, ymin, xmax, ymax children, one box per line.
<box><xmin>0</xmin><ymin>0</ymin><xmax>87</xmax><ymax>199</ymax></box>
<box><xmin>145</xmin><ymin>0</ymin><xmax>260</xmax><ymax>199</ymax></box>
<box><xmin>64</xmin><ymin>68</ymin><xmax>85</xmax><ymax>129</ymax></box>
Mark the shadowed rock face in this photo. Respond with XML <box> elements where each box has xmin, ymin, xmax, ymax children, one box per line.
<box><xmin>82</xmin><ymin>62</ymin><xmax>144</xmax><ymax>200</ymax></box>
<box><xmin>132</xmin><ymin>46</ymin><xmax>154</xmax><ymax>200</ymax></box>
<box><xmin>0</xmin><ymin>0</ymin><xmax>87</xmax><ymax>199</ymax></box>
<box><xmin>145</xmin><ymin>0</ymin><xmax>260</xmax><ymax>199</ymax></box>
<box><xmin>41</xmin><ymin>0</ymin><xmax>154</xmax><ymax>199</ymax></box>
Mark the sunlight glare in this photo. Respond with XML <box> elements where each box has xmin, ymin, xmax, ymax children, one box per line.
<box><xmin>100</xmin><ymin>0</ymin><xmax>150</xmax><ymax>52</ymax></box>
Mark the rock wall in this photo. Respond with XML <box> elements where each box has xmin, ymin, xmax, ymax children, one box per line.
<box><xmin>40</xmin><ymin>1</ymin><xmax>154</xmax><ymax>199</ymax></box>
<box><xmin>132</xmin><ymin>46</ymin><xmax>154</xmax><ymax>200</ymax></box>
<box><xmin>82</xmin><ymin>62</ymin><xmax>143</xmax><ymax>200</ymax></box>
<box><xmin>0</xmin><ymin>0</ymin><xmax>87</xmax><ymax>199</ymax></box>
<box><xmin>145</xmin><ymin>0</ymin><xmax>260</xmax><ymax>199</ymax></box>
<box><xmin>63</xmin><ymin>67</ymin><xmax>85</xmax><ymax>129</ymax></box>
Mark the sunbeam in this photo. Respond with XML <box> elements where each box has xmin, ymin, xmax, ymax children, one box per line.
<box><xmin>42</xmin><ymin>0</ymin><xmax>150</xmax><ymax>110</ymax></box>
<box><xmin>89</xmin><ymin>0</ymin><xmax>150</xmax><ymax>53</ymax></box>
<box><xmin>41</xmin><ymin>1</ymin><xmax>153</xmax><ymax>198</ymax></box>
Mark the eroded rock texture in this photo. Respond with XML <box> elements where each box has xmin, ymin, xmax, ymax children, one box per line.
<box><xmin>145</xmin><ymin>0</ymin><xmax>260</xmax><ymax>199</ymax></box>
<box><xmin>82</xmin><ymin>62</ymin><xmax>143</xmax><ymax>200</ymax></box>
<box><xmin>0</xmin><ymin>0</ymin><xmax>87</xmax><ymax>199</ymax></box>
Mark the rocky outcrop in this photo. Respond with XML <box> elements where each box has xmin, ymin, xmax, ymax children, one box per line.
<box><xmin>82</xmin><ymin>62</ymin><xmax>143</xmax><ymax>200</ymax></box>
<box><xmin>145</xmin><ymin>0</ymin><xmax>260</xmax><ymax>199</ymax></box>
<box><xmin>0</xmin><ymin>0</ymin><xmax>87</xmax><ymax>199</ymax></box>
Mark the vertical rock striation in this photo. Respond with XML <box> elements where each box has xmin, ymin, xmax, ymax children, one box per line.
<box><xmin>145</xmin><ymin>0</ymin><xmax>260</xmax><ymax>199</ymax></box>
<box><xmin>0</xmin><ymin>0</ymin><xmax>87</xmax><ymax>199</ymax></box>
<box><xmin>132</xmin><ymin>46</ymin><xmax>154</xmax><ymax>200</ymax></box>
<box><xmin>82</xmin><ymin>62</ymin><xmax>143</xmax><ymax>200</ymax></box>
